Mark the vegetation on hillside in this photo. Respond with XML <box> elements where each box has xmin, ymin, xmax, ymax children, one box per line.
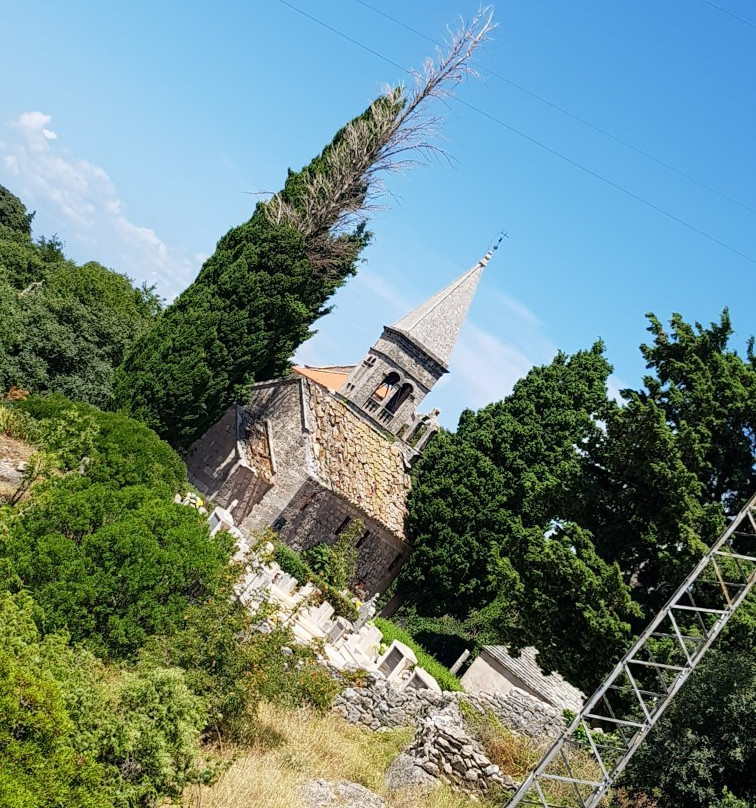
<box><xmin>0</xmin><ymin>396</ymin><xmax>342</xmax><ymax>807</ymax></box>
<box><xmin>0</xmin><ymin>185</ymin><xmax>159</xmax><ymax>409</ymax></box>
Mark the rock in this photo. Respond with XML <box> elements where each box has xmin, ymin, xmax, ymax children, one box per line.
<box><xmin>465</xmin><ymin>769</ymin><xmax>479</xmax><ymax>781</ymax></box>
<box><xmin>385</xmin><ymin>753</ymin><xmax>438</xmax><ymax>794</ymax></box>
<box><xmin>300</xmin><ymin>779</ymin><xmax>386</xmax><ymax>808</ymax></box>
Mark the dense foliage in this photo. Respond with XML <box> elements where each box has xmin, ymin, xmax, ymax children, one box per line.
<box><xmin>398</xmin><ymin>310</ymin><xmax>755</xmax><ymax>806</ymax></box>
<box><xmin>0</xmin><ymin>185</ymin><xmax>159</xmax><ymax>408</ymax></box>
<box><xmin>0</xmin><ymin>396</ymin><xmax>341</xmax><ymax>807</ymax></box>
<box><xmin>399</xmin><ymin>345</ymin><xmax>640</xmax><ymax>693</ymax></box>
<box><xmin>1</xmin><ymin>396</ymin><xmax>229</xmax><ymax>659</ymax></box>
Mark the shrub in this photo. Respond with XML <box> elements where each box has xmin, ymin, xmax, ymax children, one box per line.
<box><xmin>315</xmin><ymin>581</ymin><xmax>359</xmax><ymax>622</ymax></box>
<box><xmin>17</xmin><ymin>394</ymin><xmax>186</xmax><ymax>491</ymax></box>
<box><xmin>373</xmin><ymin>618</ymin><xmax>463</xmax><ymax>691</ymax></box>
<box><xmin>303</xmin><ymin>519</ymin><xmax>362</xmax><ymax>591</ymax></box>
<box><xmin>3</xmin><ymin>480</ymin><xmax>232</xmax><ymax>659</ymax></box>
<box><xmin>272</xmin><ymin>541</ymin><xmax>358</xmax><ymax>621</ymax></box>
<box><xmin>273</xmin><ymin>541</ymin><xmax>311</xmax><ymax>584</ymax></box>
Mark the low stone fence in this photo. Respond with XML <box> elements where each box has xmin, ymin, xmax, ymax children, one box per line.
<box><xmin>333</xmin><ymin>672</ymin><xmax>565</xmax><ymax>741</ymax></box>
<box><xmin>333</xmin><ymin>672</ymin><xmax>566</xmax><ymax>797</ymax></box>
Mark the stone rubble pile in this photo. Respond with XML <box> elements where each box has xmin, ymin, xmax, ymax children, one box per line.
<box><xmin>388</xmin><ymin>700</ymin><xmax>517</xmax><ymax>797</ymax></box>
<box><xmin>335</xmin><ymin>672</ymin><xmax>567</xmax><ymax>798</ymax></box>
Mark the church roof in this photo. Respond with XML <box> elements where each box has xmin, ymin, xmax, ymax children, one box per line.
<box><xmin>390</xmin><ymin>250</ymin><xmax>493</xmax><ymax>369</ymax></box>
<box><xmin>303</xmin><ymin>379</ymin><xmax>410</xmax><ymax>539</ymax></box>
<box><xmin>482</xmin><ymin>646</ymin><xmax>585</xmax><ymax>713</ymax></box>
<box><xmin>293</xmin><ymin>364</ymin><xmax>355</xmax><ymax>391</ymax></box>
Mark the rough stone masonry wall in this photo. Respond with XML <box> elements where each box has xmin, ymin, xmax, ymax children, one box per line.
<box><xmin>276</xmin><ymin>482</ymin><xmax>409</xmax><ymax>596</ymax></box>
<box><xmin>333</xmin><ymin>674</ymin><xmax>566</xmax><ymax>797</ymax></box>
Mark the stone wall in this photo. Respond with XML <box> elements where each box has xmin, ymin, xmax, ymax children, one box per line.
<box><xmin>333</xmin><ymin>674</ymin><xmax>566</xmax><ymax>798</ymax></box>
<box><xmin>275</xmin><ymin>482</ymin><xmax>409</xmax><ymax>596</ymax></box>
<box><xmin>333</xmin><ymin>674</ymin><xmax>565</xmax><ymax>741</ymax></box>
<box><xmin>239</xmin><ymin>378</ymin><xmax>311</xmax><ymax>530</ymax></box>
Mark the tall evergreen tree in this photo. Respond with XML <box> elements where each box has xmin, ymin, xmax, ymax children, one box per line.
<box><xmin>639</xmin><ymin>310</ymin><xmax>755</xmax><ymax>514</ymax></box>
<box><xmin>399</xmin><ymin>344</ymin><xmax>639</xmax><ymax>690</ymax></box>
<box><xmin>567</xmin><ymin>311</ymin><xmax>754</xmax><ymax>611</ymax></box>
<box><xmin>115</xmin><ymin>13</ymin><xmax>493</xmax><ymax>450</ymax></box>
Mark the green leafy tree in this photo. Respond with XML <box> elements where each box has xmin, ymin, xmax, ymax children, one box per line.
<box><xmin>3</xmin><ymin>478</ymin><xmax>231</xmax><ymax>659</ymax></box>
<box><xmin>401</xmin><ymin>430</ymin><xmax>513</xmax><ymax>616</ymax></box>
<box><xmin>568</xmin><ymin>395</ymin><xmax>723</xmax><ymax>611</ymax></box>
<box><xmin>399</xmin><ymin>346</ymin><xmax>638</xmax><ymax>690</ymax></box>
<box><xmin>638</xmin><ymin>310</ymin><xmax>755</xmax><ymax>514</ymax></box>
<box><xmin>0</xmin><ymin>189</ymin><xmax>160</xmax><ymax>407</ymax></box>
<box><xmin>0</xmin><ymin>183</ymin><xmax>34</xmax><ymax>239</ymax></box>
<box><xmin>114</xmin><ymin>13</ymin><xmax>493</xmax><ymax>449</ymax></box>
<box><xmin>0</xmin><ymin>592</ymin><xmax>108</xmax><ymax>808</ymax></box>
<box><xmin>457</xmin><ymin>342</ymin><xmax>613</xmax><ymax>525</ymax></box>
<box><xmin>1</xmin><ymin>396</ymin><xmax>231</xmax><ymax>659</ymax></box>
<box><xmin>0</xmin><ymin>591</ymin><xmax>213</xmax><ymax>808</ymax></box>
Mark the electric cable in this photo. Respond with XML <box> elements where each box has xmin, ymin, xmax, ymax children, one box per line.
<box><xmin>273</xmin><ymin>0</ymin><xmax>756</xmax><ymax>266</ymax></box>
<box><xmin>352</xmin><ymin>0</ymin><xmax>756</xmax><ymax>217</ymax></box>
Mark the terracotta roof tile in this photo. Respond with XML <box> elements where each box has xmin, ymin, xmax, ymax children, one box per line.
<box><xmin>293</xmin><ymin>365</ymin><xmax>355</xmax><ymax>392</ymax></box>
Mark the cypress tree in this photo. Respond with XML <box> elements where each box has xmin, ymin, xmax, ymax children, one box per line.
<box><xmin>115</xmin><ymin>13</ymin><xmax>494</xmax><ymax>449</ymax></box>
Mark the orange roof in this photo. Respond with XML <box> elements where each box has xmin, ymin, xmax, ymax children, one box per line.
<box><xmin>292</xmin><ymin>365</ymin><xmax>355</xmax><ymax>392</ymax></box>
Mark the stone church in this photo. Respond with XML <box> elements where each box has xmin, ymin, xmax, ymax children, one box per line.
<box><xmin>186</xmin><ymin>249</ymin><xmax>493</xmax><ymax>595</ymax></box>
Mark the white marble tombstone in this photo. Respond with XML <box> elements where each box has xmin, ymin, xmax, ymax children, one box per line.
<box><xmin>377</xmin><ymin>640</ymin><xmax>417</xmax><ymax>682</ymax></box>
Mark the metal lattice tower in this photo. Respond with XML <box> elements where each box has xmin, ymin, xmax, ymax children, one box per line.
<box><xmin>504</xmin><ymin>492</ymin><xmax>756</xmax><ymax>808</ymax></box>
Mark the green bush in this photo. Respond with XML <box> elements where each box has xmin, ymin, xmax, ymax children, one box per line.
<box><xmin>3</xmin><ymin>479</ymin><xmax>232</xmax><ymax>659</ymax></box>
<box><xmin>17</xmin><ymin>394</ymin><xmax>186</xmax><ymax>491</ymax></box>
<box><xmin>272</xmin><ymin>541</ymin><xmax>358</xmax><ymax>621</ymax></box>
<box><xmin>273</xmin><ymin>541</ymin><xmax>312</xmax><ymax>584</ymax></box>
<box><xmin>142</xmin><ymin>593</ymin><xmax>341</xmax><ymax>739</ymax></box>
<box><xmin>0</xmin><ymin>591</ymin><xmax>215</xmax><ymax>808</ymax></box>
<box><xmin>374</xmin><ymin>618</ymin><xmax>463</xmax><ymax>691</ymax></box>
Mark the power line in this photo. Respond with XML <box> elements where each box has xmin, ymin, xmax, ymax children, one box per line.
<box><xmin>700</xmin><ymin>0</ymin><xmax>756</xmax><ymax>30</ymax></box>
<box><xmin>273</xmin><ymin>0</ymin><xmax>756</xmax><ymax>267</ymax></box>
<box><xmin>352</xmin><ymin>0</ymin><xmax>756</xmax><ymax>217</ymax></box>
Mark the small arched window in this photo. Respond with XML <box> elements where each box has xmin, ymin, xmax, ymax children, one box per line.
<box><xmin>385</xmin><ymin>382</ymin><xmax>413</xmax><ymax>414</ymax></box>
<box><xmin>371</xmin><ymin>371</ymin><xmax>400</xmax><ymax>403</ymax></box>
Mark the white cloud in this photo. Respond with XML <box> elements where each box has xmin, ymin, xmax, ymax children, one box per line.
<box><xmin>355</xmin><ymin>270</ymin><xmax>410</xmax><ymax>314</ymax></box>
<box><xmin>492</xmin><ymin>290</ymin><xmax>543</xmax><ymax>326</ymax></box>
<box><xmin>1</xmin><ymin>111</ymin><xmax>197</xmax><ymax>297</ymax></box>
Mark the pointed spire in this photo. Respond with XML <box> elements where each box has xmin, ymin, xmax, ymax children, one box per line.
<box><xmin>390</xmin><ymin>247</ymin><xmax>495</xmax><ymax>369</ymax></box>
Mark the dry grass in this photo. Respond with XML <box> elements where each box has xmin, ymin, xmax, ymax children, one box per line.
<box><xmin>182</xmin><ymin>702</ymin><xmax>492</xmax><ymax>808</ymax></box>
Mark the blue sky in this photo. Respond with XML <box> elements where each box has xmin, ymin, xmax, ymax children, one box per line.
<box><xmin>1</xmin><ymin>1</ymin><xmax>754</xmax><ymax>426</ymax></box>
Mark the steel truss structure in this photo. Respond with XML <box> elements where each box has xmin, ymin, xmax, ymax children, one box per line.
<box><xmin>504</xmin><ymin>492</ymin><xmax>756</xmax><ymax>808</ymax></box>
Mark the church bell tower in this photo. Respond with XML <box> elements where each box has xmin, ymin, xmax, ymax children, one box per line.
<box><xmin>338</xmin><ymin>247</ymin><xmax>495</xmax><ymax>440</ymax></box>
